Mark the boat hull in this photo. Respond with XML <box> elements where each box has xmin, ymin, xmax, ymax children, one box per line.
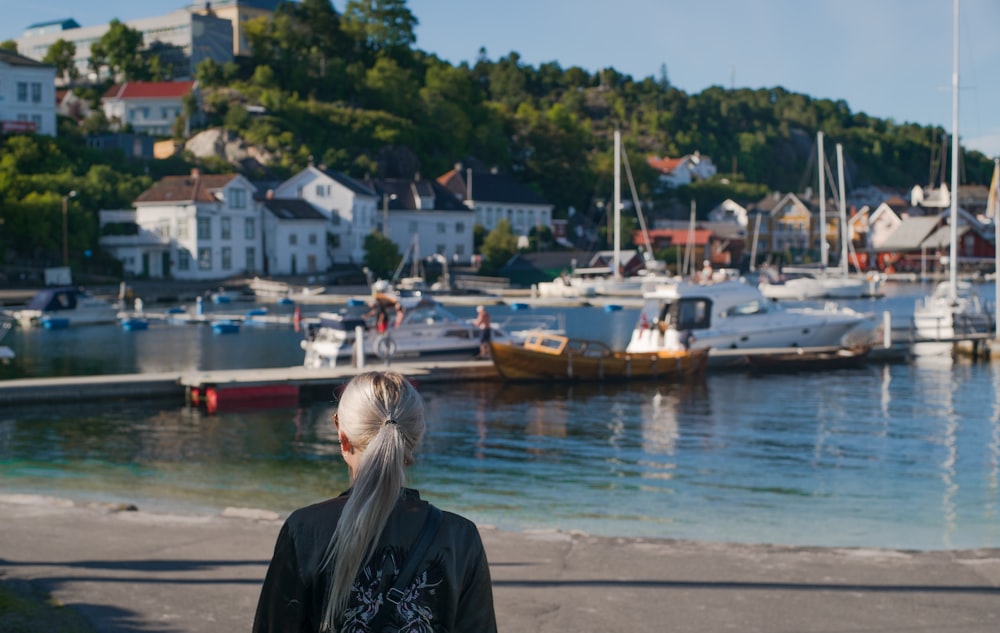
<box><xmin>488</xmin><ymin>340</ymin><xmax>708</xmax><ymax>382</ymax></box>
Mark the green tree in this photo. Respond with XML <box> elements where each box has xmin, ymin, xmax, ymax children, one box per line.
<box><xmin>90</xmin><ymin>19</ymin><xmax>145</xmax><ymax>81</ymax></box>
<box><xmin>0</xmin><ymin>40</ymin><xmax>17</xmax><ymax>53</ymax></box>
<box><xmin>343</xmin><ymin>0</ymin><xmax>417</xmax><ymax>61</ymax></box>
<box><xmin>43</xmin><ymin>39</ymin><xmax>78</xmax><ymax>83</ymax></box>
<box><xmin>479</xmin><ymin>219</ymin><xmax>518</xmax><ymax>275</ymax></box>
<box><xmin>363</xmin><ymin>231</ymin><xmax>402</xmax><ymax>278</ymax></box>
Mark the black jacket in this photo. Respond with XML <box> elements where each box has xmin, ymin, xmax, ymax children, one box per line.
<box><xmin>253</xmin><ymin>489</ymin><xmax>497</xmax><ymax>632</ymax></box>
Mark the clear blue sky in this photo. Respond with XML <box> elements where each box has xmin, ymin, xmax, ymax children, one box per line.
<box><xmin>4</xmin><ymin>0</ymin><xmax>999</xmax><ymax>157</ymax></box>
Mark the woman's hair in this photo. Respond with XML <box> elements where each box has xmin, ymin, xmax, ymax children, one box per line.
<box><xmin>321</xmin><ymin>371</ymin><xmax>425</xmax><ymax>630</ymax></box>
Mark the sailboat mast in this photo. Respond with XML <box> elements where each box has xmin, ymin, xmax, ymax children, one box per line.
<box><xmin>949</xmin><ymin>0</ymin><xmax>959</xmax><ymax>300</ymax></box>
<box><xmin>818</xmin><ymin>131</ymin><xmax>827</xmax><ymax>269</ymax></box>
<box><xmin>613</xmin><ymin>129</ymin><xmax>622</xmax><ymax>279</ymax></box>
<box><xmin>836</xmin><ymin>143</ymin><xmax>849</xmax><ymax>276</ymax></box>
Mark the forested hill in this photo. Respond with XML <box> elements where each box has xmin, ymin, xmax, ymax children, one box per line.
<box><xmin>181</xmin><ymin>0</ymin><xmax>992</xmax><ymax>220</ymax></box>
<box><xmin>2</xmin><ymin>0</ymin><xmax>995</xmax><ymax>264</ymax></box>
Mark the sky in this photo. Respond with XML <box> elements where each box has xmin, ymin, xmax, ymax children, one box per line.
<box><xmin>3</xmin><ymin>0</ymin><xmax>999</xmax><ymax>157</ymax></box>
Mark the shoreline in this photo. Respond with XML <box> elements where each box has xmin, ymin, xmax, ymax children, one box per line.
<box><xmin>2</xmin><ymin>493</ymin><xmax>999</xmax><ymax>633</ymax></box>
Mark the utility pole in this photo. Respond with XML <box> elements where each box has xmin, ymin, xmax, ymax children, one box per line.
<box><xmin>62</xmin><ymin>190</ymin><xmax>76</xmax><ymax>267</ymax></box>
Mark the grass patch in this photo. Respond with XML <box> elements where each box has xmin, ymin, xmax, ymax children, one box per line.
<box><xmin>0</xmin><ymin>580</ymin><xmax>96</xmax><ymax>633</ymax></box>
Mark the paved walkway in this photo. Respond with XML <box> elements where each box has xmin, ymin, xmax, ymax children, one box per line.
<box><xmin>2</xmin><ymin>495</ymin><xmax>999</xmax><ymax>632</ymax></box>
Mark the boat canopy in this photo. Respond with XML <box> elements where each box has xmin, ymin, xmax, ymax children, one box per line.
<box><xmin>25</xmin><ymin>287</ymin><xmax>86</xmax><ymax>311</ymax></box>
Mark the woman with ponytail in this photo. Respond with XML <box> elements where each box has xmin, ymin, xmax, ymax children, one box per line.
<box><xmin>253</xmin><ymin>371</ymin><xmax>497</xmax><ymax>632</ymax></box>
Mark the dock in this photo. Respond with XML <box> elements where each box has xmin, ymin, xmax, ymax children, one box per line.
<box><xmin>0</xmin><ymin>360</ymin><xmax>501</xmax><ymax>413</ymax></box>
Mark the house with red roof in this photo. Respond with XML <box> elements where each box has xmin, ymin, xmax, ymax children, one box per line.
<box><xmin>647</xmin><ymin>152</ymin><xmax>717</xmax><ymax>188</ymax></box>
<box><xmin>101</xmin><ymin>81</ymin><xmax>197</xmax><ymax>136</ymax></box>
<box><xmin>100</xmin><ymin>169</ymin><xmax>262</xmax><ymax>280</ymax></box>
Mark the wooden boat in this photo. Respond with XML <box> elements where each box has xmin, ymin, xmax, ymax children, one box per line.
<box><xmin>488</xmin><ymin>332</ymin><xmax>709</xmax><ymax>382</ymax></box>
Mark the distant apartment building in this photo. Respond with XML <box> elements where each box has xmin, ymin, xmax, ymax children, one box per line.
<box><xmin>188</xmin><ymin>0</ymin><xmax>284</xmax><ymax>57</ymax></box>
<box><xmin>0</xmin><ymin>49</ymin><xmax>57</xmax><ymax>136</ymax></box>
<box><xmin>16</xmin><ymin>10</ymin><xmax>233</xmax><ymax>81</ymax></box>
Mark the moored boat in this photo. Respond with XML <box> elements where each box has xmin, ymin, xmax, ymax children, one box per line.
<box><xmin>626</xmin><ymin>279</ymin><xmax>878</xmax><ymax>369</ymax></box>
<box><xmin>3</xmin><ymin>287</ymin><xmax>119</xmax><ymax>328</ymax></box>
<box><xmin>488</xmin><ymin>331</ymin><xmax>709</xmax><ymax>382</ymax></box>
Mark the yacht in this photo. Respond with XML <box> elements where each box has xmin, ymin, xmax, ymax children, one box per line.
<box><xmin>302</xmin><ymin>294</ymin><xmax>517</xmax><ymax>368</ymax></box>
<box><xmin>626</xmin><ymin>280</ymin><xmax>877</xmax><ymax>368</ymax></box>
<box><xmin>4</xmin><ymin>287</ymin><xmax>120</xmax><ymax>328</ymax></box>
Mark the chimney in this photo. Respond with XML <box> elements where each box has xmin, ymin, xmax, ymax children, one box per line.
<box><xmin>266</xmin><ymin>189</ymin><xmax>275</xmax><ymax>200</ymax></box>
<box><xmin>190</xmin><ymin>167</ymin><xmax>201</xmax><ymax>179</ymax></box>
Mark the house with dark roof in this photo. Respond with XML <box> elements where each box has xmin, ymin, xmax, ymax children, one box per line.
<box><xmin>261</xmin><ymin>198</ymin><xmax>329</xmax><ymax>275</ymax></box>
<box><xmin>273</xmin><ymin>166</ymin><xmax>379</xmax><ymax>264</ymax></box>
<box><xmin>437</xmin><ymin>165</ymin><xmax>554</xmax><ymax>239</ymax></box>
<box><xmin>373</xmin><ymin>176</ymin><xmax>475</xmax><ymax>264</ymax></box>
<box><xmin>100</xmin><ymin>169</ymin><xmax>262</xmax><ymax>280</ymax></box>
<box><xmin>101</xmin><ymin>81</ymin><xmax>198</xmax><ymax>136</ymax></box>
<box><xmin>0</xmin><ymin>49</ymin><xmax>57</xmax><ymax>136</ymax></box>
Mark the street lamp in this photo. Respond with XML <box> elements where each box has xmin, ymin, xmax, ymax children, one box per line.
<box><xmin>381</xmin><ymin>192</ymin><xmax>397</xmax><ymax>236</ymax></box>
<box><xmin>62</xmin><ymin>190</ymin><xmax>76</xmax><ymax>267</ymax></box>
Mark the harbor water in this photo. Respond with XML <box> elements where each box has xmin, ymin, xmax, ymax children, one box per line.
<box><xmin>1</xmin><ymin>281</ymin><xmax>999</xmax><ymax>551</ymax></box>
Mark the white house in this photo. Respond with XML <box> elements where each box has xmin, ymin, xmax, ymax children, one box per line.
<box><xmin>101</xmin><ymin>81</ymin><xmax>196</xmax><ymax>136</ymax></box>
<box><xmin>377</xmin><ymin>177</ymin><xmax>475</xmax><ymax>264</ymax></box>
<box><xmin>437</xmin><ymin>165</ymin><xmax>554</xmax><ymax>238</ymax></box>
<box><xmin>261</xmin><ymin>197</ymin><xmax>329</xmax><ymax>275</ymax></box>
<box><xmin>273</xmin><ymin>166</ymin><xmax>380</xmax><ymax>264</ymax></box>
<box><xmin>647</xmin><ymin>152</ymin><xmax>717</xmax><ymax>188</ymax></box>
<box><xmin>707</xmin><ymin>198</ymin><xmax>749</xmax><ymax>227</ymax></box>
<box><xmin>0</xmin><ymin>49</ymin><xmax>57</xmax><ymax>136</ymax></box>
<box><xmin>101</xmin><ymin>169</ymin><xmax>262</xmax><ymax>280</ymax></box>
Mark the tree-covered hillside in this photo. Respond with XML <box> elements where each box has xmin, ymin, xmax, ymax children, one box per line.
<box><xmin>1</xmin><ymin>0</ymin><xmax>994</xmax><ymax>275</ymax></box>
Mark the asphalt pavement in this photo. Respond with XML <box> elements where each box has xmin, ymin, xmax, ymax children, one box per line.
<box><xmin>2</xmin><ymin>495</ymin><xmax>1000</xmax><ymax>633</ymax></box>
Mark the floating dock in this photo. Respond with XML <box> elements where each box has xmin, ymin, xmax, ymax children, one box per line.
<box><xmin>0</xmin><ymin>360</ymin><xmax>501</xmax><ymax>413</ymax></box>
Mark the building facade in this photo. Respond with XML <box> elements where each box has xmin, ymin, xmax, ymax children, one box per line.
<box><xmin>261</xmin><ymin>197</ymin><xmax>329</xmax><ymax>276</ymax></box>
<box><xmin>16</xmin><ymin>10</ymin><xmax>233</xmax><ymax>81</ymax></box>
<box><xmin>101</xmin><ymin>170</ymin><xmax>262</xmax><ymax>280</ymax></box>
<box><xmin>0</xmin><ymin>50</ymin><xmax>57</xmax><ymax>136</ymax></box>
<box><xmin>437</xmin><ymin>165</ymin><xmax>554</xmax><ymax>238</ymax></box>
<box><xmin>101</xmin><ymin>81</ymin><xmax>196</xmax><ymax>136</ymax></box>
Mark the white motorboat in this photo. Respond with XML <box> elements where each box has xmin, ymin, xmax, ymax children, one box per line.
<box><xmin>301</xmin><ymin>294</ymin><xmax>523</xmax><ymax>368</ymax></box>
<box><xmin>3</xmin><ymin>287</ymin><xmax>120</xmax><ymax>328</ymax></box>
<box><xmin>626</xmin><ymin>280</ymin><xmax>877</xmax><ymax>368</ymax></box>
<box><xmin>759</xmin><ymin>269</ymin><xmax>875</xmax><ymax>301</ymax></box>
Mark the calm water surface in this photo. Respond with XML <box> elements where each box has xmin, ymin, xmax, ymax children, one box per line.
<box><xmin>1</xmin><ymin>281</ymin><xmax>999</xmax><ymax>550</ymax></box>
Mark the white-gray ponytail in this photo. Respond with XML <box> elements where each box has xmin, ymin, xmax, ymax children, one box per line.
<box><xmin>320</xmin><ymin>371</ymin><xmax>424</xmax><ymax>631</ymax></box>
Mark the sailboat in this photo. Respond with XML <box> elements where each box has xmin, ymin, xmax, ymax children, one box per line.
<box><xmin>912</xmin><ymin>0</ymin><xmax>993</xmax><ymax>350</ymax></box>
<box><xmin>537</xmin><ymin>130</ymin><xmax>673</xmax><ymax>298</ymax></box>
<box><xmin>759</xmin><ymin>133</ymin><xmax>874</xmax><ymax>300</ymax></box>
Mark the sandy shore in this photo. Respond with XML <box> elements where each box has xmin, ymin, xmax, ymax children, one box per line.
<box><xmin>1</xmin><ymin>494</ymin><xmax>999</xmax><ymax>633</ymax></box>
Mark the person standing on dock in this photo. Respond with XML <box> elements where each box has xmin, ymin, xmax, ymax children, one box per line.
<box><xmin>253</xmin><ymin>371</ymin><xmax>497</xmax><ymax>633</ymax></box>
<box><xmin>473</xmin><ymin>305</ymin><xmax>492</xmax><ymax>359</ymax></box>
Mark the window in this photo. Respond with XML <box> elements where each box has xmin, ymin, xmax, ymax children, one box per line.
<box><xmin>245</xmin><ymin>247</ymin><xmax>256</xmax><ymax>273</ymax></box>
<box><xmin>16</xmin><ymin>82</ymin><xmax>27</xmax><ymax>102</ymax></box>
<box><xmin>229</xmin><ymin>188</ymin><xmax>247</xmax><ymax>209</ymax></box>
<box><xmin>328</xmin><ymin>233</ymin><xmax>340</xmax><ymax>248</ymax></box>
<box><xmin>177</xmin><ymin>249</ymin><xmax>191</xmax><ymax>271</ymax></box>
<box><xmin>177</xmin><ymin>218</ymin><xmax>189</xmax><ymax>238</ymax></box>
<box><xmin>455</xmin><ymin>222</ymin><xmax>465</xmax><ymax>233</ymax></box>
<box><xmin>157</xmin><ymin>220</ymin><xmax>170</xmax><ymax>237</ymax></box>
<box><xmin>198</xmin><ymin>248</ymin><xmax>212</xmax><ymax>270</ymax></box>
<box><xmin>245</xmin><ymin>218</ymin><xmax>255</xmax><ymax>239</ymax></box>
<box><xmin>30</xmin><ymin>114</ymin><xmax>42</xmax><ymax>129</ymax></box>
<box><xmin>31</xmin><ymin>83</ymin><xmax>41</xmax><ymax>103</ymax></box>
<box><xmin>436</xmin><ymin>222</ymin><xmax>447</xmax><ymax>234</ymax></box>
<box><xmin>308</xmin><ymin>233</ymin><xmax>317</xmax><ymax>245</ymax></box>
<box><xmin>161</xmin><ymin>107</ymin><xmax>170</xmax><ymax>119</ymax></box>
<box><xmin>455</xmin><ymin>244</ymin><xmax>465</xmax><ymax>256</ymax></box>
<box><xmin>289</xmin><ymin>233</ymin><xmax>298</xmax><ymax>245</ymax></box>
<box><xmin>221</xmin><ymin>247</ymin><xmax>232</xmax><ymax>270</ymax></box>
<box><xmin>436</xmin><ymin>244</ymin><xmax>446</xmax><ymax>255</ymax></box>
<box><xmin>315</xmin><ymin>184</ymin><xmax>330</xmax><ymax>197</ymax></box>
<box><xmin>330</xmin><ymin>211</ymin><xmax>341</xmax><ymax>226</ymax></box>
<box><xmin>197</xmin><ymin>218</ymin><xmax>211</xmax><ymax>239</ymax></box>
<box><xmin>221</xmin><ymin>217</ymin><xmax>231</xmax><ymax>240</ymax></box>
